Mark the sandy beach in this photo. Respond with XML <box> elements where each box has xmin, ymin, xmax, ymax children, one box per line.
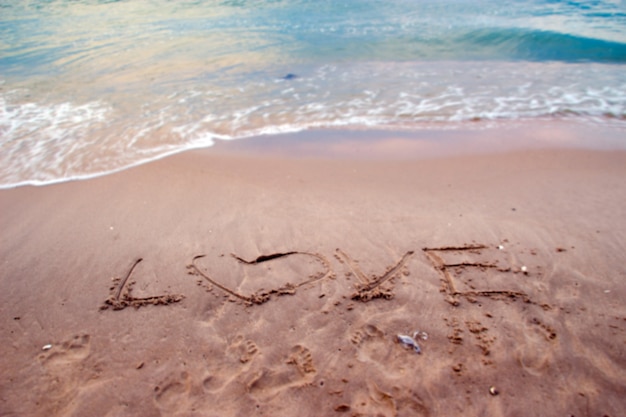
<box><xmin>1</xmin><ymin>130</ymin><xmax>625</xmax><ymax>417</ymax></box>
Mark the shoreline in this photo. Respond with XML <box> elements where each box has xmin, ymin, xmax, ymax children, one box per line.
<box><xmin>2</xmin><ymin>119</ymin><xmax>626</xmax><ymax>189</ymax></box>
<box><xmin>1</xmin><ymin>129</ymin><xmax>625</xmax><ymax>416</ymax></box>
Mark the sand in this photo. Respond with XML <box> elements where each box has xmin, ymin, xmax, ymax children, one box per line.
<box><xmin>1</xmin><ymin>130</ymin><xmax>625</xmax><ymax>417</ymax></box>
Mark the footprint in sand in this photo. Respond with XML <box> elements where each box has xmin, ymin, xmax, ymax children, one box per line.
<box><xmin>246</xmin><ymin>344</ymin><xmax>317</xmax><ymax>400</ymax></box>
<box><xmin>350</xmin><ymin>324</ymin><xmax>391</xmax><ymax>367</ymax></box>
<box><xmin>513</xmin><ymin>317</ymin><xmax>558</xmax><ymax>376</ymax></box>
<box><xmin>202</xmin><ymin>335</ymin><xmax>260</xmax><ymax>394</ymax></box>
<box><xmin>286</xmin><ymin>344</ymin><xmax>316</xmax><ymax>375</ymax></box>
<box><xmin>202</xmin><ymin>372</ymin><xmax>227</xmax><ymax>394</ymax></box>
<box><xmin>154</xmin><ymin>371</ymin><xmax>192</xmax><ymax>412</ymax></box>
<box><xmin>39</xmin><ymin>333</ymin><xmax>91</xmax><ymax>365</ymax></box>
<box><xmin>228</xmin><ymin>335</ymin><xmax>260</xmax><ymax>364</ymax></box>
<box><xmin>350</xmin><ymin>381</ymin><xmax>433</xmax><ymax>417</ymax></box>
<box><xmin>35</xmin><ymin>334</ymin><xmax>96</xmax><ymax>415</ymax></box>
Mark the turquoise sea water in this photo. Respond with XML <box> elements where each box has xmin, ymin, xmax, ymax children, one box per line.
<box><xmin>1</xmin><ymin>0</ymin><xmax>625</xmax><ymax>187</ymax></box>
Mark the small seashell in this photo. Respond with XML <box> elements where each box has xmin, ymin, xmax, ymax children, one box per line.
<box><xmin>397</xmin><ymin>334</ymin><xmax>421</xmax><ymax>354</ymax></box>
<box><xmin>497</xmin><ymin>245</ymin><xmax>504</xmax><ymax>250</ymax></box>
<box><xmin>489</xmin><ymin>386</ymin><xmax>499</xmax><ymax>396</ymax></box>
<box><xmin>520</xmin><ymin>265</ymin><xmax>528</xmax><ymax>273</ymax></box>
<box><xmin>42</xmin><ymin>344</ymin><xmax>52</xmax><ymax>351</ymax></box>
<box><xmin>413</xmin><ymin>331</ymin><xmax>428</xmax><ymax>341</ymax></box>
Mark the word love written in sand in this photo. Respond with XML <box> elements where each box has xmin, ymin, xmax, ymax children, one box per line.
<box><xmin>101</xmin><ymin>243</ymin><xmax>546</xmax><ymax>311</ymax></box>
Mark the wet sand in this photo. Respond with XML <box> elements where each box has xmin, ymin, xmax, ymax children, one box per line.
<box><xmin>1</xmin><ymin>131</ymin><xmax>625</xmax><ymax>416</ymax></box>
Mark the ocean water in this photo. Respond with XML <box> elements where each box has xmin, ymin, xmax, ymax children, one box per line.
<box><xmin>1</xmin><ymin>0</ymin><xmax>625</xmax><ymax>187</ymax></box>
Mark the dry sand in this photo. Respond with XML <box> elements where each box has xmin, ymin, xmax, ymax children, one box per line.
<box><xmin>1</xmin><ymin>130</ymin><xmax>625</xmax><ymax>416</ymax></box>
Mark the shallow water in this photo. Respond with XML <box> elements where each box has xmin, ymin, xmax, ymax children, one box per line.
<box><xmin>1</xmin><ymin>0</ymin><xmax>625</xmax><ymax>187</ymax></box>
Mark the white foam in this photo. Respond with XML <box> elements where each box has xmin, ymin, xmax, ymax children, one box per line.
<box><xmin>0</xmin><ymin>95</ymin><xmax>112</xmax><ymax>188</ymax></box>
<box><xmin>2</xmin><ymin>62</ymin><xmax>625</xmax><ymax>189</ymax></box>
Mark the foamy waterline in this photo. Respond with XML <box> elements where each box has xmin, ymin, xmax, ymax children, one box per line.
<box><xmin>1</xmin><ymin>115</ymin><xmax>625</xmax><ymax>190</ymax></box>
<box><xmin>1</xmin><ymin>61</ymin><xmax>626</xmax><ymax>188</ymax></box>
<box><xmin>0</xmin><ymin>62</ymin><xmax>626</xmax><ymax>188</ymax></box>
